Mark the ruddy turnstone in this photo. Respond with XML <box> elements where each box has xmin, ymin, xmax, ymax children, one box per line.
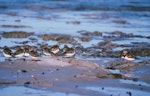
<box><xmin>13</xmin><ymin>46</ymin><xmax>24</xmax><ymax>58</ymax></box>
<box><xmin>63</xmin><ymin>47</ymin><xmax>75</xmax><ymax>58</ymax></box>
<box><xmin>42</xmin><ymin>47</ymin><xmax>52</xmax><ymax>56</ymax></box>
<box><xmin>23</xmin><ymin>45</ymin><xmax>30</xmax><ymax>57</ymax></box>
<box><xmin>62</xmin><ymin>45</ymin><xmax>69</xmax><ymax>53</ymax></box>
<box><xmin>28</xmin><ymin>50</ymin><xmax>41</xmax><ymax>61</ymax></box>
<box><xmin>28</xmin><ymin>46</ymin><xmax>38</xmax><ymax>52</ymax></box>
<box><xmin>122</xmin><ymin>53</ymin><xmax>135</xmax><ymax>61</ymax></box>
<box><xmin>121</xmin><ymin>50</ymin><xmax>135</xmax><ymax>61</ymax></box>
<box><xmin>3</xmin><ymin>46</ymin><xmax>13</xmax><ymax>58</ymax></box>
<box><xmin>29</xmin><ymin>50</ymin><xmax>40</xmax><ymax>58</ymax></box>
<box><xmin>50</xmin><ymin>44</ymin><xmax>60</xmax><ymax>54</ymax></box>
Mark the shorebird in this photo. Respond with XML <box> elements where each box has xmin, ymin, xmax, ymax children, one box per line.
<box><xmin>122</xmin><ymin>53</ymin><xmax>135</xmax><ymax>61</ymax></box>
<box><xmin>13</xmin><ymin>46</ymin><xmax>24</xmax><ymax>58</ymax></box>
<box><xmin>23</xmin><ymin>45</ymin><xmax>30</xmax><ymax>57</ymax></box>
<box><xmin>63</xmin><ymin>47</ymin><xmax>75</xmax><ymax>58</ymax></box>
<box><xmin>62</xmin><ymin>45</ymin><xmax>69</xmax><ymax>53</ymax></box>
<box><xmin>28</xmin><ymin>46</ymin><xmax>38</xmax><ymax>52</ymax></box>
<box><xmin>121</xmin><ymin>50</ymin><xmax>135</xmax><ymax>61</ymax></box>
<box><xmin>28</xmin><ymin>50</ymin><xmax>41</xmax><ymax>61</ymax></box>
<box><xmin>23</xmin><ymin>45</ymin><xmax>39</xmax><ymax>57</ymax></box>
<box><xmin>29</xmin><ymin>50</ymin><xmax>40</xmax><ymax>58</ymax></box>
<box><xmin>42</xmin><ymin>47</ymin><xmax>52</xmax><ymax>56</ymax></box>
<box><xmin>50</xmin><ymin>44</ymin><xmax>60</xmax><ymax>54</ymax></box>
<box><xmin>3</xmin><ymin>46</ymin><xmax>13</xmax><ymax>58</ymax></box>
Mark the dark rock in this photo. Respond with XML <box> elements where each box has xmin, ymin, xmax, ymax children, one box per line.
<box><xmin>138</xmin><ymin>60</ymin><xmax>150</xmax><ymax>65</ymax></box>
<box><xmin>24</xmin><ymin>81</ymin><xmax>30</xmax><ymax>87</ymax></box>
<box><xmin>97</xmin><ymin>40</ymin><xmax>118</xmax><ymax>49</ymax></box>
<box><xmin>120</xmin><ymin>5</ymin><xmax>150</xmax><ymax>11</ymax></box>
<box><xmin>25</xmin><ymin>5</ymin><xmax>53</xmax><ymax>11</ymax></box>
<box><xmin>0</xmin><ymin>81</ymin><xmax>16</xmax><ymax>85</ymax></box>
<box><xmin>96</xmin><ymin>73</ymin><xmax>129</xmax><ymax>79</ymax></box>
<box><xmin>81</xmin><ymin>13</ymin><xmax>111</xmax><ymax>19</ymax></box>
<box><xmin>78</xmin><ymin>37</ymin><xmax>92</xmax><ymax>42</ymax></box>
<box><xmin>1</xmin><ymin>25</ymin><xmax>31</xmax><ymax>28</ymax></box>
<box><xmin>2</xmin><ymin>31</ymin><xmax>34</xmax><ymax>38</ymax></box>
<box><xmin>77</xmin><ymin>30</ymin><xmax>102</xmax><ymax>37</ymax></box>
<box><xmin>112</xmin><ymin>20</ymin><xmax>130</xmax><ymax>24</ymax></box>
<box><xmin>14</xmin><ymin>41</ymin><xmax>29</xmax><ymax>44</ymax></box>
<box><xmin>83</xmin><ymin>47</ymin><xmax>102</xmax><ymax>57</ymax></box>
<box><xmin>39</xmin><ymin>34</ymin><xmax>75</xmax><ymax>43</ymax></box>
<box><xmin>105</xmin><ymin>31</ymin><xmax>134</xmax><ymax>38</ymax></box>
<box><xmin>93</xmin><ymin>31</ymin><xmax>103</xmax><ymax>36</ymax></box>
<box><xmin>21</xmin><ymin>70</ymin><xmax>28</xmax><ymax>73</ymax></box>
<box><xmin>82</xmin><ymin>41</ymin><xmax>118</xmax><ymax>58</ymax></box>
<box><xmin>15</xmin><ymin>20</ymin><xmax>21</xmax><ymax>22</ymax></box>
<box><xmin>106</xmin><ymin>60</ymin><xmax>135</xmax><ymax>70</ymax></box>
<box><xmin>103</xmin><ymin>35</ymin><xmax>120</xmax><ymax>41</ymax></box>
<box><xmin>29</xmin><ymin>37</ymin><xmax>38</xmax><ymax>42</ymax></box>
<box><xmin>131</xmin><ymin>42</ymin><xmax>150</xmax><ymax>47</ymax></box>
<box><xmin>110</xmin><ymin>73</ymin><xmax>124</xmax><ymax>79</ymax></box>
<box><xmin>66</xmin><ymin>21</ymin><xmax>81</xmax><ymax>24</ymax></box>
<box><xmin>128</xmin><ymin>48</ymin><xmax>150</xmax><ymax>56</ymax></box>
<box><xmin>111</xmin><ymin>51</ymin><xmax>122</xmax><ymax>58</ymax></box>
<box><xmin>96</xmin><ymin>73</ymin><xmax>110</xmax><ymax>78</ymax></box>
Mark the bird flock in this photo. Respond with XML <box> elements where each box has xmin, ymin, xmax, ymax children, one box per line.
<box><xmin>2</xmin><ymin>44</ymin><xmax>135</xmax><ymax>61</ymax></box>
<box><xmin>2</xmin><ymin>44</ymin><xmax>76</xmax><ymax>60</ymax></box>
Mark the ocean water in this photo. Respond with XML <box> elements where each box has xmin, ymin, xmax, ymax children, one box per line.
<box><xmin>0</xmin><ymin>0</ymin><xmax>149</xmax><ymax>36</ymax></box>
<box><xmin>0</xmin><ymin>0</ymin><xmax>149</xmax><ymax>47</ymax></box>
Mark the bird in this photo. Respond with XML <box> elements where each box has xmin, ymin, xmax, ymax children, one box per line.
<box><xmin>121</xmin><ymin>50</ymin><xmax>135</xmax><ymax>61</ymax></box>
<box><xmin>23</xmin><ymin>45</ymin><xmax>30</xmax><ymax>57</ymax></box>
<box><xmin>63</xmin><ymin>47</ymin><xmax>75</xmax><ymax>58</ymax></box>
<box><xmin>122</xmin><ymin>53</ymin><xmax>135</xmax><ymax>61</ymax></box>
<box><xmin>13</xmin><ymin>46</ymin><xmax>24</xmax><ymax>58</ymax></box>
<box><xmin>28</xmin><ymin>50</ymin><xmax>41</xmax><ymax>61</ymax></box>
<box><xmin>28</xmin><ymin>46</ymin><xmax>38</xmax><ymax>52</ymax></box>
<box><xmin>29</xmin><ymin>50</ymin><xmax>40</xmax><ymax>58</ymax></box>
<box><xmin>50</xmin><ymin>44</ymin><xmax>60</xmax><ymax>54</ymax></box>
<box><xmin>42</xmin><ymin>47</ymin><xmax>53</xmax><ymax>56</ymax></box>
<box><xmin>62</xmin><ymin>45</ymin><xmax>69</xmax><ymax>53</ymax></box>
<box><xmin>40</xmin><ymin>43</ymin><xmax>51</xmax><ymax>56</ymax></box>
<box><xmin>2</xmin><ymin>46</ymin><xmax>13</xmax><ymax>58</ymax></box>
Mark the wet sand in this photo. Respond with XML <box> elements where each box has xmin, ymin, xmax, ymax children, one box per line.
<box><xmin>0</xmin><ymin>57</ymin><xmax>150</xmax><ymax>96</ymax></box>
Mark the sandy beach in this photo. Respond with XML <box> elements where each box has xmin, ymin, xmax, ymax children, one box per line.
<box><xmin>0</xmin><ymin>0</ymin><xmax>150</xmax><ymax>96</ymax></box>
<box><xmin>0</xmin><ymin>56</ymin><xmax>150</xmax><ymax>96</ymax></box>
